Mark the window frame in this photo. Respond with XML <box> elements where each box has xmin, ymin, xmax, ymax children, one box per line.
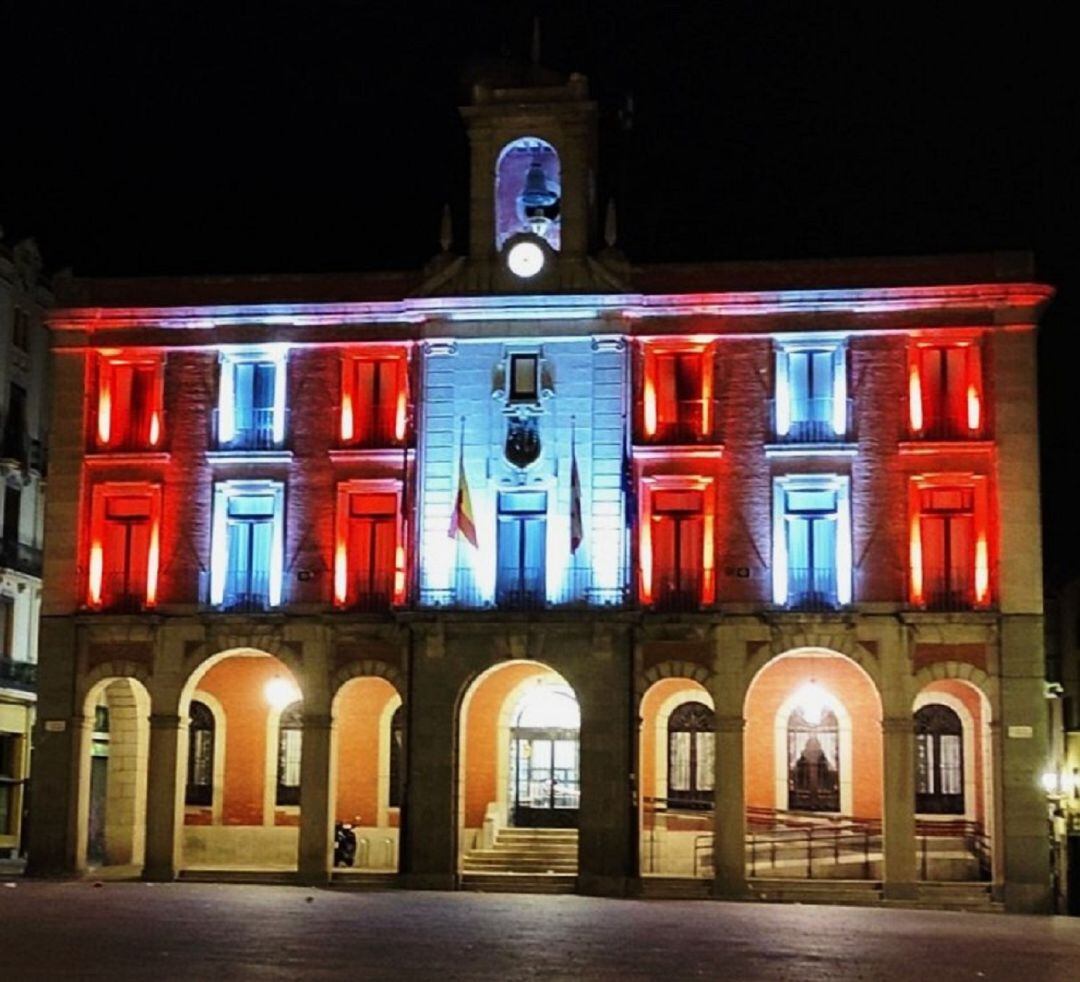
<box><xmin>94</xmin><ymin>352</ymin><xmax>166</xmax><ymax>451</ymax></box>
<box><xmin>773</xmin><ymin>338</ymin><xmax>848</xmax><ymax>440</ymax></box>
<box><xmin>339</xmin><ymin>346</ymin><xmax>410</xmax><ymax>447</ymax></box>
<box><xmin>333</xmin><ymin>479</ymin><xmax>405</xmax><ymax>608</ymax></box>
<box><xmin>906</xmin><ymin>337</ymin><xmax>984</xmax><ymax>440</ymax></box>
<box><xmin>639</xmin><ymin>475</ymin><xmax>715</xmax><ymax>606</ymax></box>
<box><xmin>275</xmin><ymin>701</ymin><xmax>303</xmax><ymax>808</ymax></box>
<box><xmin>772</xmin><ymin>474</ymin><xmax>852</xmax><ymax>607</ymax></box>
<box><xmin>217</xmin><ymin>346</ymin><xmax>288</xmax><ymax>449</ymax></box>
<box><xmin>640</xmin><ymin>340</ymin><xmax>717</xmax><ymax>442</ymax></box>
<box><xmin>209</xmin><ymin>480</ymin><xmax>285</xmax><ymax>608</ymax></box>
<box><xmin>87</xmin><ymin>481</ymin><xmax>163</xmax><ymax>609</ymax></box>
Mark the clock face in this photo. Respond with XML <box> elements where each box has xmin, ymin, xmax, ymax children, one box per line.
<box><xmin>506</xmin><ymin>240</ymin><xmax>545</xmax><ymax>278</ymax></box>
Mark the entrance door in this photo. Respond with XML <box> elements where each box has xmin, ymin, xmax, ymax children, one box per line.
<box><xmin>87</xmin><ymin>757</ymin><xmax>108</xmax><ymax>864</ymax></box>
<box><xmin>508</xmin><ymin>684</ymin><xmax>580</xmax><ymax>828</ymax></box>
<box><xmin>787</xmin><ymin>707</ymin><xmax>840</xmax><ymax>812</ymax></box>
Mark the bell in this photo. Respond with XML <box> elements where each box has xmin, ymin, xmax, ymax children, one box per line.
<box><xmin>520</xmin><ymin>158</ymin><xmax>559</xmax><ymax>209</ymax></box>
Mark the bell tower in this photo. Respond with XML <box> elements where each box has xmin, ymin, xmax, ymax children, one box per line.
<box><xmin>457</xmin><ymin>65</ymin><xmax>602</xmax><ymax>291</ymax></box>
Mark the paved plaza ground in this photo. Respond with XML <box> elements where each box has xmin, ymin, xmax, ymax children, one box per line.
<box><xmin>1</xmin><ymin>881</ymin><xmax>1078</xmax><ymax>980</ymax></box>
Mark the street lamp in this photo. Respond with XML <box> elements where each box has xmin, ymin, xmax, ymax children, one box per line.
<box><xmin>265</xmin><ymin>676</ymin><xmax>301</xmax><ymax>710</ymax></box>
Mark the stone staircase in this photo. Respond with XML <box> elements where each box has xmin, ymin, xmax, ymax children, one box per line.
<box><xmin>460</xmin><ymin>827</ymin><xmax>578</xmax><ymax>893</ymax></box>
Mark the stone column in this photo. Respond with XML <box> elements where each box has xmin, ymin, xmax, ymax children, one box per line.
<box><xmin>712</xmin><ymin>714</ymin><xmax>748</xmax><ymax>897</ymax></box>
<box><xmin>143</xmin><ymin>713</ymin><xmax>183</xmax><ymax>881</ymax></box>
<box><xmin>297</xmin><ymin>712</ymin><xmax>333</xmax><ymax>885</ymax></box>
<box><xmin>881</xmin><ymin>716</ymin><xmax>918</xmax><ymax>899</ymax></box>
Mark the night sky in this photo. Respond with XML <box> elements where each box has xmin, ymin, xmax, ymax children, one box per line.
<box><xmin>3</xmin><ymin>2</ymin><xmax>1077</xmax><ymax>581</ymax></box>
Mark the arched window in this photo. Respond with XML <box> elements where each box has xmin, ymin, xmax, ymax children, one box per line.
<box><xmin>276</xmin><ymin>702</ymin><xmax>303</xmax><ymax>807</ymax></box>
<box><xmin>787</xmin><ymin>707</ymin><xmax>840</xmax><ymax>812</ymax></box>
<box><xmin>388</xmin><ymin>704</ymin><xmax>404</xmax><ymax>809</ymax></box>
<box><xmin>915</xmin><ymin>703</ymin><xmax>964</xmax><ymax>814</ymax></box>
<box><xmin>495</xmin><ymin>137</ymin><xmax>562</xmax><ymax>252</ymax></box>
<box><xmin>185</xmin><ymin>700</ymin><xmax>215</xmax><ymax>807</ymax></box>
<box><xmin>666</xmin><ymin>701</ymin><xmax>715</xmax><ymax>809</ymax></box>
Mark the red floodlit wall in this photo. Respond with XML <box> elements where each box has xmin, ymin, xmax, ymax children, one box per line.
<box><xmin>334</xmin><ymin>676</ymin><xmax>399</xmax><ymax>826</ymax></box>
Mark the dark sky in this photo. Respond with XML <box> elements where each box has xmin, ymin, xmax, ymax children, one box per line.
<box><xmin>2</xmin><ymin>2</ymin><xmax>1077</xmax><ymax>581</ymax></box>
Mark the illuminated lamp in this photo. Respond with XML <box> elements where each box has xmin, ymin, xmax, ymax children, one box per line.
<box><xmin>394</xmin><ymin>544</ymin><xmax>406</xmax><ymax>603</ymax></box>
<box><xmin>794</xmin><ymin>681</ymin><xmax>831</xmax><ymax>727</ymax></box>
<box><xmin>909</xmin><ymin>513</ymin><xmax>924</xmax><ymax>604</ymax></box>
<box><xmin>88</xmin><ymin>542</ymin><xmax>104</xmax><ymax>606</ymax></box>
<box><xmin>334</xmin><ymin>542</ymin><xmax>348</xmax><ymax>606</ymax></box>
<box><xmin>145</xmin><ymin>520</ymin><xmax>160</xmax><ymax>606</ymax></box>
<box><xmin>639</xmin><ymin>516</ymin><xmax>653</xmax><ymax>603</ymax></box>
<box><xmin>395</xmin><ymin>386</ymin><xmax>407</xmax><ymax>442</ymax></box>
<box><xmin>149</xmin><ymin>410</ymin><xmax>161</xmax><ymax>447</ymax></box>
<box><xmin>643</xmin><ymin>374</ymin><xmax>658</xmax><ymax>437</ymax></box>
<box><xmin>1041</xmin><ymin>770</ymin><xmax>1060</xmax><ymax>795</ymax></box>
<box><xmin>265</xmin><ymin>676</ymin><xmax>301</xmax><ymax>710</ymax></box>
<box><xmin>97</xmin><ymin>382</ymin><xmax>112</xmax><ymax>446</ymax></box>
<box><xmin>700</xmin><ymin>355</ymin><xmax>713</xmax><ymax>438</ymax></box>
<box><xmin>340</xmin><ymin>391</ymin><xmax>354</xmax><ymax>442</ymax></box>
<box><xmin>507</xmin><ymin>240</ymin><xmax>545</xmax><ymax>278</ymax></box>
<box><xmin>974</xmin><ymin>535</ymin><xmax>990</xmax><ymax>604</ymax></box>
<box><xmin>908</xmin><ymin>363</ymin><xmax>923</xmax><ymax>433</ymax></box>
<box><xmin>967</xmin><ymin>383</ymin><xmax>981</xmax><ymax>432</ymax></box>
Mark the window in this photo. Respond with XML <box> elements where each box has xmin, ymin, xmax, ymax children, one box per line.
<box><xmin>496</xmin><ymin>491</ymin><xmax>547</xmax><ymax>608</ymax></box>
<box><xmin>650</xmin><ymin>490</ymin><xmax>704</xmax><ymax>610</ymax></box>
<box><xmin>185</xmin><ymin>701</ymin><xmax>215</xmax><ymax>807</ymax></box>
<box><xmin>95</xmin><ymin>355</ymin><xmax>164</xmax><ymax>451</ymax></box>
<box><xmin>0</xmin><ymin>732</ymin><xmax>20</xmax><ymax>836</ymax></box>
<box><xmin>908</xmin><ymin>342</ymin><xmax>983</xmax><ymax>440</ymax></box>
<box><xmin>0</xmin><ymin>596</ymin><xmax>14</xmax><ymax>659</ymax></box>
<box><xmin>667</xmin><ymin>701</ymin><xmax>714</xmax><ymax>809</ymax></box>
<box><xmin>210</xmin><ymin>481</ymin><xmax>284</xmax><ymax>610</ymax></box>
<box><xmin>787</xmin><ymin>706</ymin><xmax>840</xmax><ymax>812</ymax></box>
<box><xmin>508</xmin><ymin>354</ymin><xmax>539</xmax><ymax>403</ymax></box>
<box><xmin>336</xmin><ymin>488</ymin><xmax>399</xmax><ymax>610</ymax></box>
<box><xmin>218</xmin><ymin>349</ymin><xmax>287</xmax><ymax>450</ymax></box>
<box><xmin>641</xmin><ymin>345</ymin><xmax>715</xmax><ymax>443</ymax></box>
<box><xmin>3</xmin><ymin>484</ymin><xmax>20</xmax><ymax>546</ymax></box>
<box><xmin>774</xmin><ymin>342</ymin><xmax>847</xmax><ymax>442</ymax></box>
<box><xmin>276</xmin><ymin>701</ymin><xmax>302</xmax><ymax>807</ymax></box>
<box><xmin>388</xmin><ymin>705</ymin><xmax>404</xmax><ymax>809</ymax></box>
<box><xmin>87</xmin><ymin>484</ymin><xmax>162</xmax><ymax>610</ymax></box>
<box><xmin>773</xmin><ymin>476</ymin><xmax>851</xmax><ymax>609</ymax></box>
<box><xmin>915</xmin><ymin>703</ymin><xmax>964</xmax><ymax>815</ymax></box>
<box><xmin>910</xmin><ymin>477</ymin><xmax>990</xmax><ymax>609</ymax></box>
<box><xmin>2</xmin><ymin>383</ymin><xmax>28</xmax><ymax>464</ymax></box>
<box><xmin>340</xmin><ymin>353</ymin><xmax>407</xmax><ymax>447</ymax></box>
<box><xmin>12</xmin><ymin>308</ymin><xmax>30</xmax><ymax>352</ymax></box>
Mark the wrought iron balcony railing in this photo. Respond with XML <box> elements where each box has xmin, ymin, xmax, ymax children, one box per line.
<box><xmin>213</xmin><ymin>407</ymin><xmax>287</xmax><ymax>451</ymax></box>
<box><xmin>340</xmin><ymin>571</ymin><xmax>398</xmax><ymax>612</ymax></box>
<box><xmin>902</xmin><ymin>400</ymin><xmax>987</xmax><ymax>441</ymax></box>
<box><xmin>0</xmin><ymin>539</ymin><xmax>43</xmax><ymax>578</ymax></box>
<box><xmin>783</xmin><ymin>567</ymin><xmax>841</xmax><ymax>611</ymax></box>
<box><xmin>342</xmin><ymin>402</ymin><xmax>410</xmax><ymax>450</ymax></box>
<box><xmin>221</xmin><ymin>571</ymin><xmax>273</xmax><ymax>613</ymax></box>
<box><xmin>911</xmin><ymin>567</ymin><xmax>988</xmax><ymax>612</ymax></box>
<box><xmin>95</xmin><ymin>572</ymin><xmax>150</xmax><ymax>613</ymax></box>
<box><xmin>768</xmin><ymin>397</ymin><xmax>854</xmax><ymax>444</ymax></box>
<box><xmin>0</xmin><ymin>656</ymin><xmax>37</xmax><ymax>691</ymax></box>
<box><xmin>418</xmin><ymin>565</ymin><xmax>629</xmax><ymax>610</ymax></box>
<box><xmin>648</xmin><ymin>570</ymin><xmax>705</xmax><ymax>612</ymax></box>
<box><xmin>636</xmin><ymin>399</ymin><xmax>722</xmax><ymax>445</ymax></box>
<box><xmin>92</xmin><ymin>413</ymin><xmax>166</xmax><ymax>454</ymax></box>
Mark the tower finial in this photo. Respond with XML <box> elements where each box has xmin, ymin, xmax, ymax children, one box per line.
<box><xmin>604</xmin><ymin>199</ymin><xmax>617</xmax><ymax>248</ymax></box>
<box><xmin>439</xmin><ymin>203</ymin><xmax>453</xmax><ymax>252</ymax></box>
<box><xmin>531</xmin><ymin>15</ymin><xmax>541</xmax><ymax>67</ymax></box>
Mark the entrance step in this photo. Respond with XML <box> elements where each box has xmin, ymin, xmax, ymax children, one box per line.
<box><xmin>178</xmin><ymin>868</ymin><xmax>297</xmax><ymax>885</ymax></box>
<box><xmin>461</xmin><ymin>872</ymin><xmax>577</xmax><ymax>894</ymax></box>
<box><xmin>912</xmin><ymin>881</ymin><xmax>1000</xmax><ymax>912</ymax></box>
<box><xmin>750</xmin><ymin>878</ymin><xmax>884</xmax><ymax>905</ymax></box>
<box><xmin>330</xmin><ymin>871</ymin><xmax>400</xmax><ymax>890</ymax></box>
<box><xmin>461</xmin><ymin>827</ymin><xmax>579</xmax><ymax>876</ymax></box>
<box><xmin>639</xmin><ymin>876</ymin><xmax>713</xmax><ymax>899</ymax></box>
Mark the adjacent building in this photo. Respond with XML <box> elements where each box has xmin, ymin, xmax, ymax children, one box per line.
<box><xmin>1</xmin><ymin>236</ymin><xmax>50</xmax><ymax>859</ymax></box>
<box><xmin>28</xmin><ymin>65</ymin><xmax>1056</xmax><ymax>911</ymax></box>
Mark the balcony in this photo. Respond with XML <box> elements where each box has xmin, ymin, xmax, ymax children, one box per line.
<box><xmin>783</xmin><ymin>567</ymin><xmax>841</xmax><ymax>612</ymax></box>
<box><xmin>340</xmin><ymin>571</ymin><xmax>398</xmax><ymax>612</ymax></box>
<box><xmin>912</xmin><ymin>567</ymin><xmax>987</xmax><ymax>612</ymax></box>
<box><xmin>0</xmin><ymin>656</ymin><xmax>37</xmax><ymax>692</ymax></box>
<box><xmin>92</xmin><ymin>415</ymin><xmax>166</xmax><ymax>454</ymax></box>
<box><xmin>418</xmin><ymin>565</ymin><xmax>629</xmax><ymax>610</ymax></box>
<box><xmin>96</xmin><ymin>573</ymin><xmax>150</xmax><ymax>613</ymax></box>
<box><xmin>767</xmin><ymin>398</ymin><xmax>854</xmax><ymax>445</ymax></box>
<box><xmin>221</xmin><ymin>571</ymin><xmax>273</xmax><ymax>613</ymax></box>
<box><xmin>0</xmin><ymin>539</ymin><xmax>43</xmax><ymax>578</ymax></box>
<box><xmin>648</xmin><ymin>570</ymin><xmax>705</xmax><ymax>612</ymax></box>
<box><xmin>213</xmin><ymin>407</ymin><xmax>287</xmax><ymax>452</ymax></box>
<box><xmin>637</xmin><ymin>399</ymin><xmax>721</xmax><ymax>446</ymax></box>
<box><xmin>903</xmin><ymin>413</ymin><xmax>987</xmax><ymax>442</ymax></box>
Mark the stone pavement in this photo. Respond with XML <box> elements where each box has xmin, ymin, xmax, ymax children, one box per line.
<box><xmin>1</xmin><ymin>881</ymin><xmax>1078</xmax><ymax>980</ymax></box>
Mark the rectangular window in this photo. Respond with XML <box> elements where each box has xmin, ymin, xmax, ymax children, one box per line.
<box><xmin>96</xmin><ymin>355</ymin><xmax>164</xmax><ymax>451</ymax></box>
<box><xmin>12</xmin><ymin>308</ymin><xmax>30</xmax><ymax>352</ymax></box>
<box><xmin>914</xmin><ymin>485</ymin><xmax>979</xmax><ymax>610</ymax></box>
<box><xmin>2</xmin><ymin>485</ymin><xmax>20</xmax><ymax>546</ymax></box>
<box><xmin>641</xmin><ymin>345</ymin><xmax>715</xmax><ymax>443</ymax></box>
<box><xmin>908</xmin><ymin>343</ymin><xmax>983</xmax><ymax>439</ymax></box>
<box><xmin>88</xmin><ymin>484</ymin><xmax>162</xmax><ymax>610</ymax></box>
<box><xmin>650</xmin><ymin>489</ymin><xmax>703</xmax><ymax>610</ymax></box>
<box><xmin>341</xmin><ymin>354</ymin><xmax>407</xmax><ymax>447</ymax></box>
<box><xmin>496</xmin><ymin>491</ymin><xmax>547</xmax><ymax>608</ymax></box>
<box><xmin>773</xmin><ymin>476</ymin><xmax>851</xmax><ymax>609</ymax></box>
<box><xmin>775</xmin><ymin>342</ymin><xmax>847</xmax><ymax>441</ymax></box>
<box><xmin>509</xmin><ymin>354</ymin><xmax>539</xmax><ymax>402</ymax></box>
<box><xmin>218</xmin><ymin>349</ymin><xmax>287</xmax><ymax>450</ymax></box>
<box><xmin>210</xmin><ymin>482</ymin><xmax>284</xmax><ymax>610</ymax></box>
<box><xmin>0</xmin><ymin>596</ymin><xmax>13</xmax><ymax>658</ymax></box>
<box><xmin>277</xmin><ymin>725</ymin><xmax>302</xmax><ymax>806</ymax></box>
<box><xmin>343</xmin><ymin>492</ymin><xmax>397</xmax><ymax>609</ymax></box>
<box><xmin>2</xmin><ymin>383</ymin><xmax>28</xmax><ymax>465</ymax></box>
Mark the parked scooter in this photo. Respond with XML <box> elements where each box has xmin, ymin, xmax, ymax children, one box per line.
<box><xmin>334</xmin><ymin>821</ymin><xmax>357</xmax><ymax>867</ymax></box>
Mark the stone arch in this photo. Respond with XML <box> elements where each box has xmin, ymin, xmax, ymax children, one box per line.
<box><xmin>79</xmin><ymin>660</ymin><xmax>152</xmax><ymax>708</ymax></box>
<box><xmin>181</xmin><ymin>643</ymin><xmax>304</xmax><ymax>707</ymax></box>
<box><xmin>745</xmin><ymin>634</ymin><xmax>882</xmax><ymax>695</ymax></box>
<box><xmin>637</xmin><ymin>660</ymin><xmax>714</xmax><ymax>701</ymax></box>
<box><xmin>330</xmin><ymin>660</ymin><xmax>404</xmax><ymax>700</ymax></box>
<box><xmin>913</xmin><ymin>661</ymin><xmax>995</xmax><ymax>712</ymax></box>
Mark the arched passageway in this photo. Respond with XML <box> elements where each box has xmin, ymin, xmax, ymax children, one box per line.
<box><xmin>457</xmin><ymin>661</ymin><xmax>580</xmax><ymax>877</ymax></box>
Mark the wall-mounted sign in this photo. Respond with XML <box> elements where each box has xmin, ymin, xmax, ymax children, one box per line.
<box><xmin>43</xmin><ymin>720</ymin><xmax>67</xmax><ymax>733</ymax></box>
<box><xmin>1007</xmin><ymin>725</ymin><xmax>1033</xmax><ymax>739</ymax></box>
<box><xmin>724</xmin><ymin>566</ymin><xmax>751</xmax><ymax>578</ymax></box>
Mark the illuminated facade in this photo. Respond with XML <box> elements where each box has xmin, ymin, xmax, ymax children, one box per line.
<box><xmin>0</xmin><ymin>237</ymin><xmax>50</xmax><ymax>860</ymax></box>
<box><xmin>29</xmin><ymin>66</ymin><xmax>1055</xmax><ymax>912</ymax></box>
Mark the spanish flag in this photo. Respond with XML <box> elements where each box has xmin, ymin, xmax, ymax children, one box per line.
<box><xmin>449</xmin><ymin>453</ymin><xmax>478</xmax><ymax>548</ymax></box>
<box><xmin>570</xmin><ymin>443</ymin><xmax>583</xmax><ymax>553</ymax></box>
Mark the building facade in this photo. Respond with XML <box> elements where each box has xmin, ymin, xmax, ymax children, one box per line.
<box><xmin>28</xmin><ymin>69</ymin><xmax>1055</xmax><ymax>911</ymax></box>
<box><xmin>1</xmin><ymin>236</ymin><xmax>50</xmax><ymax>859</ymax></box>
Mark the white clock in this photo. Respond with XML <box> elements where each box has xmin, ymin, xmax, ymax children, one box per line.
<box><xmin>506</xmin><ymin>239</ymin><xmax>545</xmax><ymax>278</ymax></box>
